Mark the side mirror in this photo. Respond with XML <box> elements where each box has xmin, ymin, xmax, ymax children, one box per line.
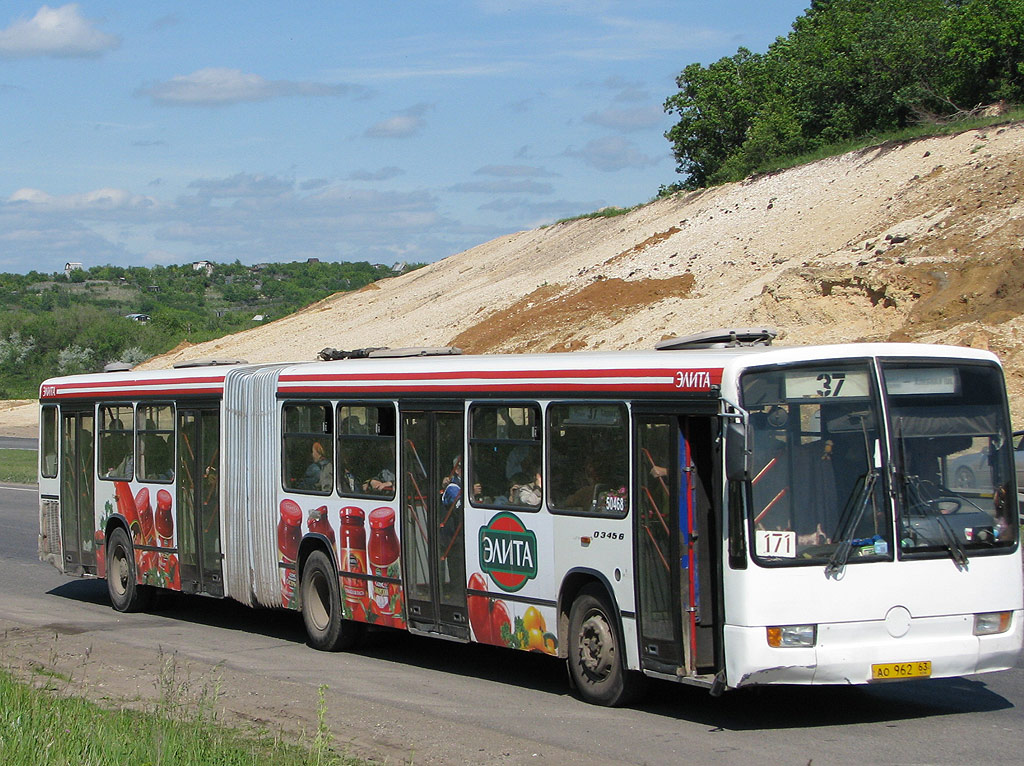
<box><xmin>725</xmin><ymin>420</ymin><xmax>751</xmax><ymax>482</ymax></box>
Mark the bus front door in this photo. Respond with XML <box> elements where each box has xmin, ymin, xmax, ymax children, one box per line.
<box><xmin>59</xmin><ymin>409</ymin><xmax>95</xmax><ymax>574</ymax></box>
<box><xmin>401</xmin><ymin>408</ymin><xmax>469</xmax><ymax>639</ymax></box>
<box><xmin>635</xmin><ymin>415</ymin><xmax>718</xmax><ymax>678</ymax></box>
<box><xmin>177</xmin><ymin>408</ymin><xmax>223</xmax><ymax>596</ymax></box>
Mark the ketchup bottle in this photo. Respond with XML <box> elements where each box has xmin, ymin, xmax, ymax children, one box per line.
<box><xmin>277</xmin><ymin>499</ymin><xmax>303</xmax><ymax>605</ymax></box>
<box><xmin>114</xmin><ymin>481</ymin><xmax>141</xmax><ymax>542</ymax></box>
<box><xmin>368</xmin><ymin>507</ymin><xmax>400</xmax><ymax>615</ymax></box>
<box><xmin>155</xmin><ymin>489</ymin><xmax>173</xmax><ymax>547</ymax></box>
<box><xmin>134</xmin><ymin>487</ymin><xmax>157</xmax><ymax>546</ymax></box>
<box><xmin>338</xmin><ymin>507</ymin><xmax>367</xmax><ymax>605</ymax></box>
<box><xmin>307</xmin><ymin>505</ymin><xmax>336</xmax><ymax>547</ymax></box>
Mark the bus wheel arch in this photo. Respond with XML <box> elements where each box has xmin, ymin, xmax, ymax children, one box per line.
<box><xmin>559</xmin><ymin>572</ymin><xmax>643</xmax><ymax>706</ymax></box>
<box><xmin>105</xmin><ymin>524</ymin><xmax>151</xmax><ymax>613</ymax></box>
<box><xmin>298</xmin><ymin>542</ymin><xmax>362</xmax><ymax>651</ymax></box>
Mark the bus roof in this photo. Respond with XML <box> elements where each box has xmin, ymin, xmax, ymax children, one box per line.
<box><xmin>39</xmin><ymin>342</ymin><xmax>1000</xmax><ymax>403</ymax></box>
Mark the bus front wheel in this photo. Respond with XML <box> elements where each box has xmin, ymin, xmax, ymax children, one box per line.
<box><xmin>567</xmin><ymin>585</ymin><xmax>641</xmax><ymax>706</ymax></box>
<box><xmin>106</xmin><ymin>527</ymin><xmax>151</xmax><ymax>613</ymax></box>
<box><xmin>300</xmin><ymin>550</ymin><xmax>361</xmax><ymax>651</ymax></box>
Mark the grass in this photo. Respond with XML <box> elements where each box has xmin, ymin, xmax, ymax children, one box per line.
<box><xmin>0</xmin><ymin>448</ymin><xmax>36</xmax><ymax>484</ymax></box>
<box><xmin>0</xmin><ymin>664</ymin><xmax>370</xmax><ymax>766</ymax></box>
<box><xmin>727</xmin><ymin>108</ymin><xmax>1024</xmax><ymax>185</ymax></box>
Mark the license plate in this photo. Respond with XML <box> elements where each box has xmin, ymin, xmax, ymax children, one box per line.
<box><xmin>871</xmin><ymin>661</ymin><xmax>932</xmax><ymax>680</ymax></box>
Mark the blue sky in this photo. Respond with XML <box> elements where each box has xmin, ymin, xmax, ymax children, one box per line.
<box><xmin>0</xmin><ymin>2</ymin><xmax>810</xmax><ymax>273</ymax></box>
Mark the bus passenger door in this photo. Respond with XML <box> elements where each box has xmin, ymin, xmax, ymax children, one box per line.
<box><xmin>177</xmin><ymin>408</ymin><xmax>223</xmax><ymax>596</ymax></box>
<box><xmin>401</xmin><ymin>408</ymin><xmax>469</xmax><ymax>638</ymax></box>
<box><xmin>59</xmin><ymin>409</ymin><xmax>95</xmax><ymax>574</ymax></box>
<box><xmin>635</xmin><ymin>414</ymin><xmax>718</xmax><ymax>678</ymax></box>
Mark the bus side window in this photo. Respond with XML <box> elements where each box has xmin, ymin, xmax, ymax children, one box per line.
<box><xmin>468</xmin><ymin>403</ymin><xmax>542</xmax><ymax>509</ymax></box>
<box><xmin>282</xmin><ymin>403</ymin><xmax>334</xmax><ymax>495</ymax></box>
<box><xmin>41</xmin><ymin>405</ymin><xmax>58</xmax><ymax>478</ymax></box>
<box><xmin>336</xmin><ymin>403</ymin><xmax>397</xmax><ymax>500</ymax></box>
<box><xmin>99</xmin><ymin>404</ymin><xmax>135</xmax><ymax>480</ymax></box>
<box><xmin>137</xmin><ymin>404</ymin><xmax>175</xmax><ymax>483</ymax></box>
<box><xmin>548</xmin><ymin>403</ymin><xmax>629</xmax><ymax>517</ymax></box>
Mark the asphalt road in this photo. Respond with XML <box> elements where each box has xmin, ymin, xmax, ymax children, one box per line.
<box><xmin>2</xmin><ymin>483</ymin><xmax>1022</xmax><ymax>765</ymax></box>
<box><xmin>0</xmin><ymin>436</ymin><xmax>35</xmax><ymax>450</ymax></box>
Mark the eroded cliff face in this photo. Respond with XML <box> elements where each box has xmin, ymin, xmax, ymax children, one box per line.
<box><xmin>116</xmin><ymin>120</ymin><xmax>1024</xmax><ymax>428</ymax></box>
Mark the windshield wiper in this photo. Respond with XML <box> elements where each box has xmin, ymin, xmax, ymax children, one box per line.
<box><xmin>825</xmin><ymin>470</ymin><xmax>879</xmax><ymax>578</ymax></box>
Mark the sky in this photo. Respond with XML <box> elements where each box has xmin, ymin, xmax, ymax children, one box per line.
<box><xmin>0</xmin><ymin>2</ymin><xmax>811</xmax><ymax>274</ymax></box>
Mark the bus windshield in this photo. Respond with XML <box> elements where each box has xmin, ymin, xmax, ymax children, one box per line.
<box><xmin>882</xmin><ymin>361</ymin><xmax>1017</xmax><ymax>558</ymax></box>
<box><xmin>742</xmin><ymin>362</ymin><xmax>889</xmax><ymax>565</ymax></box>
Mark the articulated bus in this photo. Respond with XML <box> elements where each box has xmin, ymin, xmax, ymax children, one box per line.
<box><xmin>38</xmin><ymin>330</ymin><xmax>1023</xmax><ymax>705</ymax></box>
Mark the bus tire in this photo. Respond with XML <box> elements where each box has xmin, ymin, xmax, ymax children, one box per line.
<box><xmin>106</xmin><ymin>527</ymin><xmax>151</xmax><ymax>613</ymax></box>
<box><xmin>301</xmin><ymin>550</ymin><xmax>360</xmax><ymax>652</ymax></box>
<box><xmin>567</xmin><ymin>585</ymin><xmax>641</xmax><ymax>706</ymax></box>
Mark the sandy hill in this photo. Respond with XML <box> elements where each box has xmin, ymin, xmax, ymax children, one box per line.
<box><xmin>3</xmin><ymin>121</ymin><xmax>1024</xmax><ymax>436</ymax></box>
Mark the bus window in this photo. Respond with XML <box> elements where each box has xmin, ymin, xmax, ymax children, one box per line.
<box><xmin>336</xmin><ymin>403</ymin><xmax>397</xmax><ymax>500</ymax></box>
<box><xmin>137</xmin><ymin>404</ymin><xmax>175</xmax><ymax>483</ymax></box>
<box><xmin>469</xmin><ymin>403</ymin><xmax>542</xmax><ymax>509</ymax></box>
<box><xmin>41</xmin><ymin>405</ymin><xmax>58</xmax><ymax>478</ymax></box>
<box><xmin>282</xmin><ymin>403</ymin><xmax>334</xmax><ymax>495</ymax></box>
<box><xmin>99</xmin><ymin>404</ymin><xmax>135</xmax><ymax>480</ymax></box>
<box><xmin>548</xmin><ymin>402</ymin><xmax>629</xmax><ymax>517</ymax></box>
<box><xmin>742</xmin><ymin>364</ymin><xmax>889</xmax><ymax>564</ymax></box>
<box><xmin>883</xmin><ymin>361</ymin><xmax>1018</xmax><ymax>555</ymax></box>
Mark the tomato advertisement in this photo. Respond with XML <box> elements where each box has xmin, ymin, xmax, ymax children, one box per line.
<box><xmin>103</xmin><ymin>480</ymin><xmax>181</xmax><ymax>591</ymax></box>
<box><xmin>467</xmin><ymin>572</ymin><xmax>557</xmax><ymax>655</ymax></box>
<box><xmin>283</xmin><ymin>495</ymin><xmax>407</xmax><ymax>630</ymax></box>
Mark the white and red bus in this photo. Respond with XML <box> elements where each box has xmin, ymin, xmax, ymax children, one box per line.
<box><xmin>38</xmin><ymin>330</ymin><xmax>1023</xmax><ymax>705</ymax></box>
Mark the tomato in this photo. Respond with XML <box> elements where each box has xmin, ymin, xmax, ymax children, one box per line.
<box><xmin>526</xmin><ymin>628</ymin><xmax>547</xmax><ymax>652</ymax></box>
<box><xmin>467</xmin><ymin>572</ymin><xmax>491</xmax><ymax>644</ymax></box>
<box><xmin>522</xmin><ymin>606</ymin><xmax>545</xmax><ymax>633</ymax></box>
<box><xmin>489</xmin><ymin>599</ymin><xmax>511</xmax><ymax>647</ymax></box>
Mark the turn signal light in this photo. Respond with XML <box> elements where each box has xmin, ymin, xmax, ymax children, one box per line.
<box><xmin>766</xmin><ymin>624</ymin><xmax>816</xmax><ymax>648</ymax></box>
<box><xmin>973</xmin><ymin>611</ymin><xmax>1012</xmax><ymax>636</ymax></box>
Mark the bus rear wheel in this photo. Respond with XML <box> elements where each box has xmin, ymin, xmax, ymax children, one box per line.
<box><xmin>567</xmin><ymin>585</ymin><xmax>641</xmax><ymax>706</ymax></box>
<box><xmin>106</xmin><ymin>527</ymin><xmax>151</xmax><ymax>613</ymax></box>
<box><xmin>301</xmin><ymin>550</ymin><xmax>361</xmax><ymax>651</ymax></box>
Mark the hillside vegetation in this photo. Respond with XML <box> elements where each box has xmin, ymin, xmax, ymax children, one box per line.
<box><xmin>0</xmin><ymin>261</ymin><xmax>409</xmax><ymax>399</ymax></box>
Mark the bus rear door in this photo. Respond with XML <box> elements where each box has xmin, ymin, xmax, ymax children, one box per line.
<box><xmin>401</xmin><ymin>407</ymin><xmax>469</xmax><ymax>639</ymax></box>
<box><xmin>60</xmin><ymin>408</ymin><xmax>95</xmax><ymax>575</ymax></box>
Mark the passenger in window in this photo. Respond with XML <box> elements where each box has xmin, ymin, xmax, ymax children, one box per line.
<box><xmin>510</xmin><ymin>463</ymin><xmax>542</xmax><ymax>507</ymax></box>
<box><xmin>337</xmin><ymin>450</ymin><xmax>359</xmax><ymax>493</ymax></box>
<box><xmin>299</xmin><ymin>441</ymin><xmax>333</xmax><ymax>492</ymax></box>
<box><xmin>564</xmin><ymin>458</ymin><xmax>602</xmax><ymax>510</ymax></box>
<box><xmin>363</xmin><ymin>468</ymin><xmax>396</xmax><ymax>495</ymax></box>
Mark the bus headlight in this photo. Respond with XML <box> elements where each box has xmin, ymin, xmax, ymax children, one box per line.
<box><xmin>766</xmin><ymin>624</ymin><xmax>817</xmax><ymax>648</ymax></box>
<box><xmin>973</xmin><ymin>611</ymin><xmax>1012</xmax><ymax>636</ymax></box>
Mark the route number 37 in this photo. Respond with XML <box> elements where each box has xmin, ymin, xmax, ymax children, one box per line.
<box><xmin>816</xmin><ymin>372</ymin><xmax>846</xmax><ymax>397</ymax></box>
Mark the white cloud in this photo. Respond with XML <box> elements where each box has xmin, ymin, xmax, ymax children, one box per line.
<box><xmin>563</xmin><ymin>136</ymin><xmax>662</xmax><ymax>172</ymax></box>
<box><xmin>365</xmin><ymin>103</ymin><xmax>433</xmax><ymax>139</ymax></box>
<box><xmin>0</xmin><ymin>4</ymin><xmax>120</xmax><ymax>58</ymax></box>
<box><xmin>138</xmin><ymin>67</ymin><xmax>359</xmax><ymax>106</ymax></box>
<box><xmin>448</xmin><ymin>179</ymin><xmax>554</xmax><ymax>195</ymax></box>
<box><xmin>8</xmin><ymin>187</ymin><xmax>156</xmax><ymax>211</ymax></box>
<box><xmin>583</xmin><ymin>105</ymin><xmax>666</xmax><ymax>132</ymax></box>
<box><xmin>475</xmin><ymin>165</ymin><xmax>557</xmax><ymax>178</ymax></box>
<box><xmin>348</xmin><ymin>166</ymin><xmax>405</xmax><ymax>182</ymax></box>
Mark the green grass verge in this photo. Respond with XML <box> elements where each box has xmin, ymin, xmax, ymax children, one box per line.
<box><xmin>0</xmin><ymin>669</ymin><xmax>368</xmax><ymax>766</ymax></box>
<box><xmin>0</xmin><ymin>448</ymin><xmax>36</xmax><ymax>484</ymax></box>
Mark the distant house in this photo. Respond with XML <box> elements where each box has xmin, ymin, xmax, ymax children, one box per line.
<box><xmin>252</xmin><ymin>314</ymin><xmax>267</xmax><ymax>322</ymax></box>
<box><xmin>192</xmin><ymin>260</ymin><xmax>214</xmax><ymax>276</ymax></box>
<box><xmin>392</xmin><ymin>262</ymin><xmax>407</xmax><ymax>273</ymax></box>
<box><xmin>65</xmin><ymin>262</ymin><xmax>83</xmax><ymax>276</ymax></box>
<box><xmin>124</xmin><ymin>313</ymin><xmax>150</xmax><ymax>323</ymax></box>
<box><xmin>307</xmin><ymin>257</ymin><xmax>320</xmax><ymax>264</ymax></box>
